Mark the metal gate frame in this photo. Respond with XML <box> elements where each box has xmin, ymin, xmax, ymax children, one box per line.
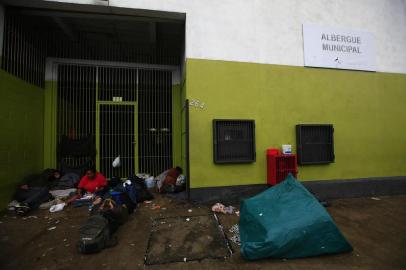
<box><xmin>95</xmin><ymin>65</ymin><xmax>139</xmax><ymax>176</ymax></box>
<box><xmin>182</xmin><ymin>98</ymin><xmax>190</xmax><ymax>200</ymax></box>
<box><xmin>96</xmin><ymin>102</ymin><xmax>139</xmax><ymax>177</ymax></box>
<box><xmin>51</xmin><ymin>59</ymin><xmax>178</xmax><ymax>177</ymax></box>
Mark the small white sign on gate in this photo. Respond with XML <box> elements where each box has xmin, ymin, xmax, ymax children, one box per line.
<box><xmin>303</xmin><ymin>24</ymin><xmax>375</xmax><ymax>71</ymax></box>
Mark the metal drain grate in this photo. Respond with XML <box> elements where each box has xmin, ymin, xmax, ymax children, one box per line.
<box><xmin>145</xmin><ymin>214</ymin><xmax>232</xmax><ymax>265</ymax></box>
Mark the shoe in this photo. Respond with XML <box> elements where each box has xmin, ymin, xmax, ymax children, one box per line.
<box><xmin>39</xmin><ymin>199</ymin><xmax>56</xmax><ymax>210</ymax></box>
<box><xmin>7</xmin><ymin>200</ymin><xmax>19</xmax><ymax>211</ymax></box>
<box><xmin>15</xmin><ymin>203</ymin><xmax>30</xmax><ymax>216</ymax></box>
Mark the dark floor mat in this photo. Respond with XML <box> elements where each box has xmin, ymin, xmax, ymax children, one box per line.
<box><xmin>145</xmin><ymin>214</ymin><xmax>232</xmax><ymax>265</ymax></box>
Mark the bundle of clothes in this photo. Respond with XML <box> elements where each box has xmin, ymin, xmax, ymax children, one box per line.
<box><xmin>155</xmin><ymin>166</ymin><xmax>186</xmax><ymax>193</ymax></box>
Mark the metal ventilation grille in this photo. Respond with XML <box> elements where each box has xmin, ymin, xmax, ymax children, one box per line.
<box><xmin>47</xmin><ymin>37</ymin><xmax>180</xmax><ymax>66</ymax></box>
<box><xmin>56</xmin><ymin>64</ymin><xmax>97</xmax><ymax>168</ymax></box>
<box><xmin>1</xmin><ymin>11</ymin><xmax>46</xmax><ymax>87</ymax></box>
<box><xmin>138</xmin><ymin>69</ymin><xmax>173</xmax><ymax>176</ymax></box>
<box><xmin>213</xmin><ymin>120</ymin><xmax>256</xmax><ymax>164</ymax></box>
<box><xmin>1</xmin><ymin>7</ymin><xmax>183</xmax><ymax>88</ymax></box>
<box><xmin>99</xmin><ymin>104</ymin><xmax>135</xmax><ymax>178</ymax></box>
<box><xmin>296</xmin><ymin>124</ymin><xmax>335</xmax><ymax>165</ymax></box>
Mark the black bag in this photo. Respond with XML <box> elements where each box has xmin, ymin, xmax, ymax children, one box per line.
<box><xmin>128</xmin><ymin>175</ymin><xmax>146</xmax><ymax>188</ymax></box>
<box><xmin>90</xmin><ymin>198</ymin><xmax>129</xmax><ymax>231</ymax></box>
<box><xmin>102</xmin><ymin>205</ymin><xmax>129</xmax><ymax>234</ymax></box>
<box><xmin>77</xmin><ymin>215</ymin><xmax>115</xmax><ymax>254</ymax></box>
<box><xmin>59</xmin><ymin>159</ymin><xmax>92</xmax><ymax>177</ymax></box>
<box><xmin>54</xmin><ymin>172</ymin><xmax>80</xmax><ymax>189</ymax></box>
<box><xmin>58</xmin><ymin>136</ymin><xmax>96</xmax><ymax>158</ymax></box>
<box><xmin>108</xmin><ymin>176</ymin><xmax>121</xmax><ymax>189</ymax></box>
<box><xmin>136</xmin><ymin>188</ymin><xmax>154</xmax><ymax>202</ymax></box>
<box><xmin>120</xmin><ymin>192</ymin><xmax>137</xmax><ymax>214</ymax></box>
<box><xmin>128</xmin><ymin>175</ymin><xmax>154</xmax><ymax>202</ymax></box>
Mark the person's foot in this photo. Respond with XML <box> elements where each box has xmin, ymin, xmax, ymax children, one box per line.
<box><xmin>7</xmin><ymin>200</ymin><xmax>19</xmax><ymax>211</ymax></box>
<box><xmin>39</xmin><ymin>199</ymin><xmax>56</xmax><ymax>210</ymax></box>
<box><xmin>93</xmin><ymin>197</ymin><xmax>102</xmax><ymax>206</ymax></box>
<box><xmin>15</xmin><ymin>203</ymin><xmax>30</xmax><ymax>216</ymax></box>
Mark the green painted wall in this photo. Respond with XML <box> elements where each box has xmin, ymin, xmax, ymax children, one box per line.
<box><xmin>0</xmin><ymin>69</ymin><xmax>44</xmax><ymax>208</ymax></box>
<box><xmin>185</xmin><ymin>58</ymin><xmax>406</xmax><ymax>188</ymax></box>
<box><xmin>43</xmin><ymin>81</ymin><xmax>57</xmax><ymax>169</ymax></box>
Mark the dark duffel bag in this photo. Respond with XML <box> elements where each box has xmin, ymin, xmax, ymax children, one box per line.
<box><xmin>77</xmin><ymin>215</ymin><xmax>116</xmax><ymax>254</ymax></box>
<box><xmin>120</xmin><ymin>192</ymin><xmax>137</xmax><ymax>214</ymax></box>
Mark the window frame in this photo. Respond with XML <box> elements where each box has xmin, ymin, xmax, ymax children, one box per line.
<box><xmin>213</xmin><ymin>119</ymin><xmax>256</xmax><ymax>164</ymax></box>
<box><xmin>296</xmin><ymin>124</ymin><xmax>335</xmax><ymax>165</ymax></box>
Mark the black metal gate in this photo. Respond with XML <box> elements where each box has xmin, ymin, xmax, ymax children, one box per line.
<box><xmin>56</xmin><ymin>63</ymin><xmax>173</xmax><ymax>178</ymax></box>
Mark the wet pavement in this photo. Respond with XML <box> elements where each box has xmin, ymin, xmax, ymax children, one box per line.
<box><xmin>0</xmin><ymin>193</ymin><xmax>405</xmax><ymax>270</ymax></box>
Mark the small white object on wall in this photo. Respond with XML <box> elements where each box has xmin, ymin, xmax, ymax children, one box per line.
<box><xmin>282</xmin><ymin>145</ymin><xmax>292</xmax><ymax>154</ymax></box>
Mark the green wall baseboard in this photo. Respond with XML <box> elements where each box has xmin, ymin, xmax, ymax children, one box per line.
<box><xmin>189</xmin><ymin>176</ymin><xmax>406</xmax><ymax>204</ymax></box>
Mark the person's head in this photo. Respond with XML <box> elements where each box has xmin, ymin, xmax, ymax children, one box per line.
<box><xmin>85</xmin><ymin>167</ymin><xmax>97</xmax><ymax>180</ymax></box>
<box><xmin>175</xmin><ymin>166</ymin><xmax>183</xmax><ymax>174</ymax></box>
<box><xmin>53</xmin><ymin>170</ymin><xmax>61</xmax><ymax>179</ymax></box>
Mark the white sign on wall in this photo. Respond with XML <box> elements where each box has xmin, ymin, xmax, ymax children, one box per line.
<box><xmin>303</xmin><ymin>24</ymin><xmax>375</xmax><ymax>71</ymax></box>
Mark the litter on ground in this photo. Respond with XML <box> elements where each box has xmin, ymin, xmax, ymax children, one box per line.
<box><xmin>211</xmin><ymin>203</ymin><xmax>236</xmax><ymax>214</ymax></box>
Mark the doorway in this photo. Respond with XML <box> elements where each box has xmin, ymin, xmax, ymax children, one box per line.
<box><xmin>56</xmin><ymin>63</ymin><xmax>173</xmax><ymax>178</ymax></box>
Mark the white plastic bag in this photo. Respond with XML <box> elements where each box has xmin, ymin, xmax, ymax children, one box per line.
<box><xmin>145</xmin><ymin>176</ymin><xmax>156</xmax><ymax>188</ymax></box>
<box><xmin>112</xmin><ymin>155</ymin><xmax>121</xmax><ymax>168</ymax></box>
<box><xmin>49</xmin><ymin>203</ymin><xmax>66</xmax><ymax>213</ymax></box>
<box><xmin>176</xmin><ymin>175</ymin><xmax>186</xmax><ymax>186</ymax></box>
<box><xmin>155</xmin><ymin>170</ymin><xmax>169</xmax><ymax>189</ymax></box>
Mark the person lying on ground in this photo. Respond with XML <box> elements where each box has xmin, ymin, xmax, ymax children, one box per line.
<box><xmin>95</xmin><ymin>198</ymin><xmax>128</xmax><ymax>234</ymax></box>
<box><xmin>18</xmin><ymin>169</ymin><xmax>61</xmax><ymax>190</ymax></box>
<box><xmin>13</xmin><ymin>169</ymin><xmax>60</xmax><ymax>214</ymax></box>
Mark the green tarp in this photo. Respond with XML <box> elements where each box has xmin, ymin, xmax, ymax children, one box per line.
<box><xmin>239</xmin><ymin>174</ymin><xmax>353</xmax><ymax>260</ymax></box>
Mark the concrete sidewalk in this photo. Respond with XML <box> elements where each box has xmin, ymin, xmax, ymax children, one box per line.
<box><xmin>0</xmin><ymin>194</ymin><xmax>405</xmax><ymax>269</ymax></box>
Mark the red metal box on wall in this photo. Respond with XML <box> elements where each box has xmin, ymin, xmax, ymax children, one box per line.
<box><xmin>267</xmin><ymin>148</ymin><xmax>298</xmax><ymax>185</ymax></box>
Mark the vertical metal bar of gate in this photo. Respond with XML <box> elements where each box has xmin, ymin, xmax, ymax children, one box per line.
<box><xmin>1</xmin><ymin>11</ymin><xmax>45</xmax><ymax>87</ymax></box>
<box><xmin>137</xmin><ymin>68</ymin><xmax>173</xmax><ymax>176</ymax></box>
<box><xmin>96</xmin><ymin>66</ymin><xmax>138</xmax><ymax>178</ymax></box>
<box><xmin>185</xmin><ymin>99</ymin><xmax>190</xmax><ymax>200</ymax></box>
<box><xmin>57</xmin><ymin>64</ymin><xmax>96</xmax><ymax>170</ymax></box>
<box><xmin>135</xmin><ymin>69</ymin><xmax>139</xmax><ymax>173</ymax></box>
<box><xmin>154</xmin><ymin>69</ymin><xmax>158</xmax><ymax>174</ymax></box>
<box><xmin>147</xmin><ymin>70</ymin><xmax>150</xmax><ymax>174</ymax></box>
<box><xmin>95</xmin><ymin>66</ymin><xmax>100</xmax><ymax>171</ymax></box>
